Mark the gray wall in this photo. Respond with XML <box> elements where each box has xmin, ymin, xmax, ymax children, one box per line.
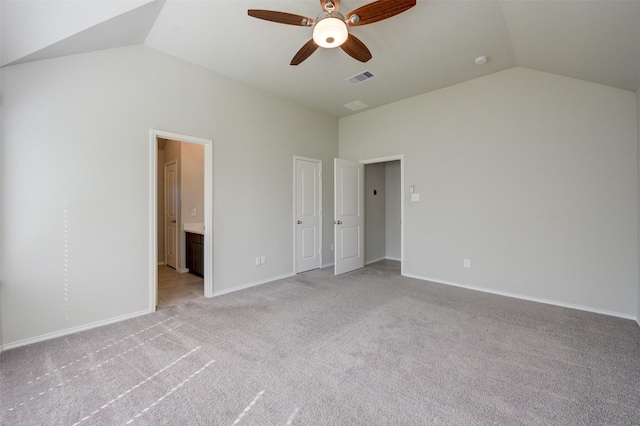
<box><xmin>340</xmin><ymin>67</ymin><xmax>638</xmax><ymax>318</ymax></box>
<box><xmin>0</xmin><ymin>66</ymin><xmax>3</xmax><ymax>347</ymax></box>
<box><xmin>365</xmin><ymin>163</ymin><xmax>386</xmax><ymax>263</ymax></box>
<box><xmin>180</xmin><ymin>142</ymin><xmax>204</xmax><ymax>227</ymax></box>
<box><xmin>0</xmin><ymin>45</ymin><xmax>338</xmax><ymax>348</ymax></box>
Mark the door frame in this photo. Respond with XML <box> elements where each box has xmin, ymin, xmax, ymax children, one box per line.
<box><xmin>149</xmin><ymin>129</ymin><xmax>214</xmax><ymax>312</ymax></box>
<box><xmin>360</xmin><ymin>155</ymin><xmax>405</xmax><ymax>276</ymax></box>
<box><xmin>292</xmin><ymin>156</ymin><xmax>322</xmax><ymax>273</ymax></box>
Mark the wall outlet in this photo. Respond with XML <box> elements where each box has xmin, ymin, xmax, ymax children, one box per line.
<box><xmin>255</xmin><ymin>256</ymin><xmax>261</xmax><ymax>266</ymax></box>
<box><xmin>261</xmin><ymin>255</ymin><xmax>266</xmax><ymax>264</ymax></box>
<box><xmin>190</xmin><ymin>207</ymin><xmax>196</xmax><ymax>216</ymax></box>
<box><xmin>464</xmin><ymin>259</ymin><xmax>471</xmax><ymax>268</ymax></box>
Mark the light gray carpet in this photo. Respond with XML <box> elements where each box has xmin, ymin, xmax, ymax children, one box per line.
<box><xmin>2</xmin><ymin>260</ymin><xmax>639</xmax><ymax>425</ymax></box>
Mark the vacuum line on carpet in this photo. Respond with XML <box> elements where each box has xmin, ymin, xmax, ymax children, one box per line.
<box><xmin>8</xmin><ymin>326</ymin><xmax>183</xmax><ymax>413</ymax></box>
<box><xmin>286</xmin><ymin>407</ymin><xmax>300</xmax><ymax>425</ymax></box>
<box><xmin>232</xmin><ymin>390</ymin><xmax>265</xmax><ymax>425</ymax></box>
<box><xmin>70</xmin><ymin>346</ymin><xmax>202</xmax><ymax>426</ymax></box>
<box><xmin>125</xmin><ymin>358</ymin><xmax>216</xmax><ymax>424</ymax></box>
<box><xmin>26</xmin><ymin>315</ymin><xmax>179</xmax><ymax>385</ymax></box>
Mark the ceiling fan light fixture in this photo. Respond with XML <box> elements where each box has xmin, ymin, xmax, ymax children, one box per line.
<box><xmin>313</xmin><ymin>13</ymin><xmax>348</xmax><ymax>48</ymax></box>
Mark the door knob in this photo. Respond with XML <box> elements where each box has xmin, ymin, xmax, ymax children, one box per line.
<box><xmin>171</xmin><ymin>219</ymin><xmax>176</xmax><ymax>223</ymax></box>
<box><xmin>336</xmin><ymin>220</ymin><xmax>343</xmax><ymax>225</ymax></box>
<box><xmin>297</xmin><ymin>220</ymin><xmax>302</xmax><ymax>224</ymax></box>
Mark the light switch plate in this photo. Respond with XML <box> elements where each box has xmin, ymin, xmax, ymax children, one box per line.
<box><xmin>411</xmin><ymin>193</ymin><xmax>420</xmax><ymax>201</ymax></box>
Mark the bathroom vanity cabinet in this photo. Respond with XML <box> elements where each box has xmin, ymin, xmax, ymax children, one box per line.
<box><xmin>185</xmin><ymin>232</ymin><xmax>204</xmax><ymax>276</ymax></box>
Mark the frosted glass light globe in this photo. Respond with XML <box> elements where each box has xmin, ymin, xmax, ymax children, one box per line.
<box><xmin>313</xmin><ymin>15</ymin><xmax>348</xmax><ymax>48</ymax></box>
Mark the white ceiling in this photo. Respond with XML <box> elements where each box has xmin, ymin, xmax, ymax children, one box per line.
<box><xmin>2</xmin><ymin>0</ymin><xmax>640</xmax><ymax>118</ymax></box>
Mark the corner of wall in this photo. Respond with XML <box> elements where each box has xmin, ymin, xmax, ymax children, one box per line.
<box><xmin>637</xmin><ymin>86</ymin><xmax>640</xmax><ymax>327</ymax></box>
<box><xmin>0</xmin><ymin>64</ymin><xmax>3</xmax><ymax>349</ymax></box>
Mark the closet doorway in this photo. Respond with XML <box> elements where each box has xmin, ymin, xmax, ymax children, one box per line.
<box><xmin>363</xmin><ymin>156</ymin><xmax>403</xmax><ymax>274</ymax></box>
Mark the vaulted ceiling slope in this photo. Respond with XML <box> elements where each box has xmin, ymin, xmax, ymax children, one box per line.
<box><xmin>2</xmin><ymin>0</ymin><xmax>640</xmax><ymax>118</ymax></box>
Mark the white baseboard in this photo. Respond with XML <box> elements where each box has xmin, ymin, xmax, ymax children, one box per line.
<box><xmin>402</xmin><ymin>272</ymin><xmax>637</xmax><ymax>321</ymax></box>
<box><xmin>0</xmin><ymin>309</ymin><xmax>152</xmax><ymax>352</ymax></box>
<box><xmin>322</xmin><ymin>261</ymin><xmax>334</xmax><ymax>269</ymax></box>
<box><xmin>212</xmin><ymin>272</ymin><xmax>296</xmax><ymax>298</ymax></box>
<box><xmin>157</xmin><ymin>261</ymin><xmax>165</xmax><ymax>266</ymax></box>
<box><xmin>177</xmin><ymin>267</ymin><xmax>189</xmax><ymax>273</ymax></box>
<box><xmin>365</xmin><ymin>257</ymin><xmax>401</xmax><ymax>265</ymax></box>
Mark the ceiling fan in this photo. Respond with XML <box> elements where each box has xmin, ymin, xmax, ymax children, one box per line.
<box><xmin>248</xmin><ymin>0</ymin><xmax>416</xmax><ymax>65</ymax></box>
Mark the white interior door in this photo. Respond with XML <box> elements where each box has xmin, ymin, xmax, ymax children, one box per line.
<box><xmin>334</xmin><ymin>158</ymin><xmax>365</xmax><ymax>275</ymax></box>
<box><xmin>295</xmin><ymin>157</ymin><xmax>321</xmax><ymax>273</ymax></box>
<box><xmin>164</xmin><ymin>160</ymin><xmax>178</xmax><ymax>269</ymax></box>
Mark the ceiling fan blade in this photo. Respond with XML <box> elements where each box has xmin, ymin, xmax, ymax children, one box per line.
<box><xmin>340</xmin><ymin>34</ymin><xmax>372</xmax><ymax>63</ymax></box>
<box><xmin>320</xmin><ymin>0</ymin><xmax>341</xmax><ymax>13</ymax></box>
<box><xmin>291</xmin><ymin>39</ymin><xmax>319</xmax><ymax>66</ymax></box>
<box><xmin>347</xmin><ymin>0</ymin><xmax>416</xmax><ymax>26</ymax></box>
<box><xmin>248</xmin><ymin>10</ymin><xmax>314</xmax><ymax>26</ymax></box>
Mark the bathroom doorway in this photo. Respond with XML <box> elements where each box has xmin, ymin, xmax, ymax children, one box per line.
<box><xmin>149</xmin><ymin>130</ymin><xmax>213</xmax><ymax>310</ymax></box>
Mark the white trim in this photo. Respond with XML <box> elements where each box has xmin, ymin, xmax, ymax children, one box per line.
<box><xmin>293</xmin><ymin>156</ymin><xmax>323</xmax><ymax>274</ymax></box>
<box><xmin>359</xmin><ymin>155</ymin><xmax>405</xmax><ymax>275</ymax></box>
<box><xmin>176</xmin><ymin>267</ymin><xmax>189</xmax><ymax>273</ymax></box>
<box><xmin>360</xmin><ymin>155</ymin><xmax>404</xmax><ymax>165</ymax></box>
<box><xmin>365</xmin><ymin>256</ymin><xmax>401</xmax><ymax>265</ymax></box>
<box><xmin>202</xmin><ymin>140</ymin><xmax>213</xmax><ymax>297</ymax></box>
<box><xmin>212</xmin><ymin>273</ymin><xmax>295</xmax><ymax>297</ymax></box>
<box><xmin>149</xmin><ymin>139</ymin><xmax>158</xmax><ymax>311</ymax></box>
<box><xmin>0</xmin><ymin>309</ymin><xmax>151</xmax><ymax>352</ymax></box>
<box><xmin>403</xmin><ymin>272</ymin><xmax>637</xmax><ymax>321</ymax></box>
<box><xmin>157</xmin><ymin>261</ymin><xmax>165</xmax><ymax>266</ymax></box>
<box><xmin>322</xmin><ymin>261</ymin><xmax>335</xmax><ymax>268</ymax></box>
<box><xmin>150</xmin><ymin>129</ymin><xmax>214</xmax><ymax>314</ymax></box>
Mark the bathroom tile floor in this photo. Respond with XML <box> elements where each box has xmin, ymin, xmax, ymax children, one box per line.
<box><xmin>157</xmin><ymin>264</ymin><xmax>204</xmax><ymax>308</ymax></box>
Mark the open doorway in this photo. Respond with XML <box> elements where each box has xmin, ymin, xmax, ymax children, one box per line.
<box><xmin>158</xmin><ymin>139</ymin><xmax>203</xmax><ymax>307</ymax></box>
<box><xmin>363</xmin><ymin>156</ymin><xmax>403</xmax><ymax>275</ymax></box>
<box><xmin>149</xmin><ymin>130</ymin><xmax>213</xmax><ymax>311</ymax></box>
<box><xmin>333</xmin><ymin>155</ymin><xmax>404</xmax><ymax>276</ymax></box>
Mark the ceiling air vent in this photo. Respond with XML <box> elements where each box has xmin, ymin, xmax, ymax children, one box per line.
<box><xmin>346</xmin><ymin>70</ymin><xmax>375</xmax><ymax>85</ymax></box>
<box><xmin>343</xmin><ymin>100</ymin><xmax>370</xmax><ymax>111</ymax></box>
